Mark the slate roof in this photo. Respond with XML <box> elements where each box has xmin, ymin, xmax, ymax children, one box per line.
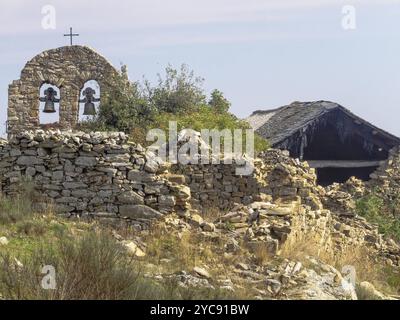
<box><xmin>246</xmin><ymin>101</ymin><xmax>400</xmax><ymax>147</ymax></box>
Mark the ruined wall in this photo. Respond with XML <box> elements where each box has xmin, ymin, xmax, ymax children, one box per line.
<box><xmin>171</xmin><ymin>160</ymin><xmax>267</xmax><ymax>211</ymax></box>
<box><xmin>0</xmin><ymin>132</ymin><xmax>320</xmax><ymax>219</ymax></box>
<box><xmin>0</xmin><ymin>131</ymin><xmax>190</xmax><ymax>228</ymax></box>
<box><xmin>7</xmin><ymin>46</ymin><xmax>119</xmax><ymax>134</ymax></box>
<box><xmin>170</xmin><ymin>149</ymin><xmax>326</xmax><ymax>212</ymax></box>
<box><xmin>0</xmin><ymin>131</ymin><xmax>398</xmax><ymax>264</ymax></box>
<box><xmin>0</xmin><ymin>131</ymin><xmax>370</xmax><ymax>220</ymax></box>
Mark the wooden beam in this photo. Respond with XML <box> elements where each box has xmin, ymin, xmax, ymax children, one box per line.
<box><xmin>307</xmin><ymin>160</ymin><xmax>383</xmax><ymax>168</ymax></box>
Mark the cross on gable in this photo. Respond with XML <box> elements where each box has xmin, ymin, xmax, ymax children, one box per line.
<box><xmin>64</xmin><ymin>27</ymin><xmax>79</xmax><ymax>46</ymax></box>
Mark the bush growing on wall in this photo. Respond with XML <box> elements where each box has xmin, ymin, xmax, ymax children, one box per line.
<box><xmin>152</xmin><ymin>106</ymin><xmax>269</xmax><ymax>153</ymax></box>
<box><xmin>80</xmin><ymin>64</ymin><xmax>269</xmax><ymax>152</ymax></box>
<box><xmin>81</xmin><ymin>71</ymin><xmax>154</xmax><ymax>133</ymax></box>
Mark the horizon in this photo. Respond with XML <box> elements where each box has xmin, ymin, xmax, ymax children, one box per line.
<box><xmin>1</xmin><ymin>0</ymin><xmax>399</xmax><ymax>136</ymax></box>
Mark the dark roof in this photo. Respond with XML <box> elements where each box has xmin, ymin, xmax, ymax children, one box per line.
<box><xmin>247</xmin><ymin>100</ymin><xmax>400</xmax><ymax>146</ymax></box>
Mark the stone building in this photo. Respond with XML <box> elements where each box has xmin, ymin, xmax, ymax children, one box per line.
<box><xmin>7</xmin><ymin>46</ymin><xmax>120</xmax><ymax>135</ymax></box>
<box><xmin>247</xmin><ymin>101</ymin><xmax>400</xmax><ymax>185</ymax></box>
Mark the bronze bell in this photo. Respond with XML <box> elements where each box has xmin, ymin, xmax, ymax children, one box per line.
<box><xmin>40</xmin><ymin>87</ymin><xmax>59</xmax><ymax>113</ymax></box>
<box><xmin>83</xmin><ymin>102</ymin><xmax>96</xmax><ymax>116</ymax></box>
<box><xmin>80</xmin><ymin>87</ymin><xmax>99</xmax><ymax>116</ymax></box>
<box><xmin>43</xmin><ymin>100</ymin><xmax>56</xmax><ymax>113</ymax></box>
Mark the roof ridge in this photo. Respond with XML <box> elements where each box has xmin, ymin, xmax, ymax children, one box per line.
<box><xmin>247</xmin><ymin>100</ymin><xmax>400</xmax><ymax>146</ymax></box>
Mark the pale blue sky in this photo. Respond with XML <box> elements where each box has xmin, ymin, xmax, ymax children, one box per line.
<box><xmin>0</xmin><ymin>0</ymin><xmax>399</xmax><ymax>136</ymax></box>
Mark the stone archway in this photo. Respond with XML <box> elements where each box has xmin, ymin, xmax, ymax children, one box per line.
<box><xmin>7</xmin><ymin>46</ymin><xmax>119</xmax><ymax>135</ymax></box>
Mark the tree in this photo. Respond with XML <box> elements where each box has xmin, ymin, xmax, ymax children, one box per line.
<box><xmin>146</xmin><ymin>64</ymin><xmax>206</xmax><ymax>114</ymax></box>
<box><xmin>208</xmin><ymin>89</ymin><xmax>231</xmax><ymax>113</ymax></box>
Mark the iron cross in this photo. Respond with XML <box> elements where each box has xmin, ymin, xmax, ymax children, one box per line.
<box><xmin>64</xmin><ymin>27</ymin><xmax>79</xmax><ymax>46</ymax></box>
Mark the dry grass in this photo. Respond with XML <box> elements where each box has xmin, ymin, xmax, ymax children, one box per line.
<box><xmin>0</xmin><ymin>230</ymin><xmax>165</xmax><ymax>300</ymax></box>
<box><xmin>142</xmin><ymin>222</ymin><xmax>248</xmax><ymax>277</ymax></box>
<box><xmin>279</xmin><ymin>236</ymin><xmax>321</xmax><ymax>262</ymax></box>
<box><xmin>279</xmin><ymin>235</ymin><xmax>400</xmax><ymax>296</ymax></box>
<box><xmin>252</xmin><ymin>243</ymin><xmax>271</xmax><ymax>266</ymax></box>
<box><xmin>200</xmin><ymin>207</ymin><xmax>226</xmax><ymax>222</ymax></box>
<box><xmin>0</xmin><ymin>180</ymin><xmax>54</xmax><ymax>225</ymax></box>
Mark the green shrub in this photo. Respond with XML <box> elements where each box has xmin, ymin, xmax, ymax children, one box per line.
<box><xmin>208</xmin><ymin>89</ymin><xmax>231</xmax><ymax>114</ymax></box>
<box><xmin>145</xmin><ymin>64</ymin><xmax>206</xmax><ymax>114</ymax></box>
<box><xmin>152</xmin><ymin>106</ymin><xmax>269</xmax><ymax>153</ymax></box>
<box><xmin>79</xmin><ymin>72</ymin><xmax>154</xmax><ymax>133</ymax></box>
<box><xmin>78</xmin><ymin>64</ymin><xmax>269</xmax><ymax>155</ymax></box>
<box><xmin>356</xmin><ymin>193</ymin><xmax>400</xmax><ymax>242</ymax></box>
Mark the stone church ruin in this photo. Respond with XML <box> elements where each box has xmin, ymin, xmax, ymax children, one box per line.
<box><xmin>247</xmin><ymin>101</ymin><xmax>400</xmax><ymax>186</ymax></box>
<box><xmin>7</xmin><ymin>46</ymin><xmax>119</xmax><ymax>135</ymax></box>
<box><xmin>3</xmin><ymin>46</ymin><xmax>400</xmax><ymax>226</ymax></box>
<box><xmin>1</xmin><ymin>45</ymin><xmax>400</xmax><ymax>274</ymax></box>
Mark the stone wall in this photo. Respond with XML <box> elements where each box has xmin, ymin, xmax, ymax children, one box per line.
<box><xmin>0</xmin><ymin>131</ymin><xmax>399</xmax><ymax>264</ymax></box>
<box><xmin>0</xmin><ymin>132</ymin><xmax>319</xmax><ymax>219</ymax></box>
<box><xmin>170</xmin><ymin>149</ymin><xmax>326</xmax><ymax>212</ymax></box>
<box><xmin>0</xmin><ymin>131</ymin><xmax>190</xmax><ymax>228</ymax></box>
<box><xmin>171</xmin><ymin>160</ymin><xmax>267</xmax><ymax>211</ymax></box>
<box><xmin>7</xmin><ymin>46</ymin><xmax>119</xmax><ymax>135</ymax></box>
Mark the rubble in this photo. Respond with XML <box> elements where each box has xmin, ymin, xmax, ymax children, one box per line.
<box><xmin>1</xmin><ymin>130</ymin><xmax>399</xmax><ymax>299</ymax></box>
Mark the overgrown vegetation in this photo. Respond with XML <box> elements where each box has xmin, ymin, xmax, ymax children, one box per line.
<box><xmin>153</xmin><ymin>105</ymin><xmax>269</xmax><ymax>153</ymax></box>
<box><xmin>0</xmin><ymin>195</ymin><xmax>246</xmax><ymax>300</ymax></box>
<box><xmin>79</xmin><ymin>64</ymin><xmax>269</xmax><ymax>153</ymax></box>
<box><xmin>0</xmin><ymin>230</ymin><xmax>165</xmax><ymax>300</ymax></box>
<box><xmin>356</xmin><ymin>192</ymin><xmax>400</xmax><ymax>242</ymax></box>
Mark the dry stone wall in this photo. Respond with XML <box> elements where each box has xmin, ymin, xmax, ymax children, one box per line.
<box><xmin>171</xmin><ymin>160</ymin><xmax>267</xmax><ymax>211</ymax></box>
<box><xmin>0</xmin><ymin>130</ymin><xmax>399</xmax><ymax>265</ymax></box>
<box><xmin>0</xmin><ymin>132</ymin><xmax>326</xmax><ymax>221</ymax></box>
<box><xmin>0</xmin><ymin>130</ymin><xmax>190</xmax><ymax>228</ymax></box>
<box><xmin>170</xmin><ymin>149</ymin><xmax>331</xmax><ymax>212</ymax></box>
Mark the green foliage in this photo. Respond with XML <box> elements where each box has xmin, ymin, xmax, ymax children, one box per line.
<box><xmin>146</xmin><ymin>64</ymin><xmax>206</xmax><ymax>114</ymax></box>
<box><xmin>208</xmin><ymin>89</ymin><xmax>231</xmax><ymax>113</ymax></box>
<box><xmin>356</xmin><ymin>193</ymin><xmax>400</xmax><ymax>242</ymax></box>
<box><xmin>79</xmin><ymin>63</ymin><xmax>269</xmax><ymax>153</ymax></box>
<box><xmin>152</xmin><ymin>106</ymin><xmax>269</xmax><ymax>153</ymax></box>
<box><xmin>80</xmin><ymin>72</ymin><xmax>154</xmax><ymax>133</ymax></box>
<box><xmin>356</xmin><ymin>194</ymin><xmax>384</xmax><ymax>218</ymax></box>
<box><xmin>384</xmin><ymin>266</ymin><xmax>400</xmax><ymax>293</ymax></box>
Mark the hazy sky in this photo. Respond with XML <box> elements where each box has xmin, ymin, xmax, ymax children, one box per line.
<box><xmin>0</xmin><ymin>0</ymin><xmax>400</xmax><ymax>136</ymax></box>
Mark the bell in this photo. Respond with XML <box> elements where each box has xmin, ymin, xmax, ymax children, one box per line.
<box><xmin>43</xmin><ymin>100</ymin><xmax>56</xmax><ymax>113</ymax></box>
<box><xmin>83</xmin><ymin>102</ymin><xmax>96</xmax><ymax>116</ymax></box>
